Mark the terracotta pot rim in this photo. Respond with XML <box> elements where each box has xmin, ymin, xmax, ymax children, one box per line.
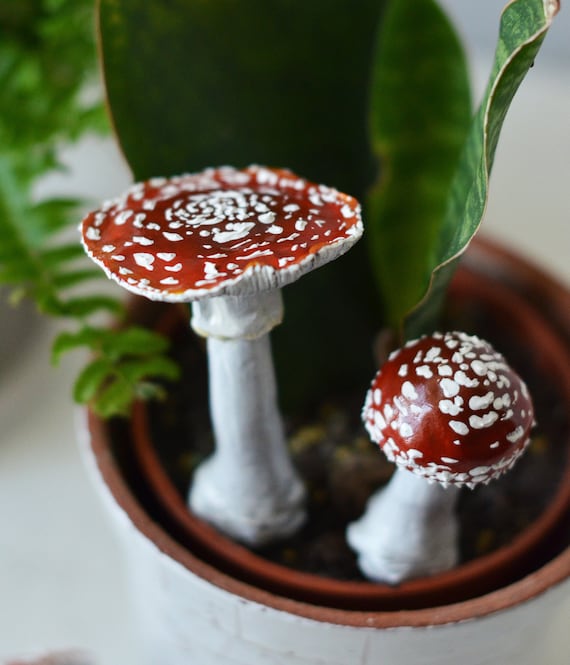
<box><xmin>87</xmin><ymin>406</ymin><xmax>570</xmax><ymax>629</ymax></box>
<box><xmin>130</xmin><ymin>246</ymin><xmax>570</xmax><ymax>609</ymax></box>
<box><xmin>85</xmin><ymin>237</ymin><xmax>570</xmax><ymax>628</ymax></box>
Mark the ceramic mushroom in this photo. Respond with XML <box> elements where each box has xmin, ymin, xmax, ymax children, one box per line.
<box><xmin>81</xmin><ymin>165</ymin><xmax>363</xmax><ymax>545</ymax></box>
<box><xmin>347</xmin><ymin>330</ymin><xmax>534</xmax><ymax>583</ymax></box>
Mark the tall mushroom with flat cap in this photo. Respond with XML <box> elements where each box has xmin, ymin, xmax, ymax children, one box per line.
<box><xmin>81</xmin><ymin>165</ymin><xmax>363</xmax><ymax>545</ymax></box>
<box><xmin>347</xmin><ymin>330</ymin><xmax>534</xmax><ymax>583</ymax></box>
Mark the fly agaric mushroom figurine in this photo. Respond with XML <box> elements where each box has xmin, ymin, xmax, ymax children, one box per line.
<box><xmin>347</xmin><ymin>330</ymin><xmax>534</xmax><ymax>583</ymax></box>
<box><xmin>81</xmin><ymin>165</ymin><xmax>363</xmax><ymax>545</ymax></box>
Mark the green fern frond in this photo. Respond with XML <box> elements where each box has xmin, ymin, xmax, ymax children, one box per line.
<box><xmin>0</xmin><ymin>0</ymin><xmax>181</xmax><ymax>419</ymax></box>
<box><xmin>40</xmin><ymin>244</ymin><xmax>86</xmax><ymax>267</ymax></box>
<box><xmin>67</xmin><ymin>328</ymin><xmax>181</xmax><ymax>418</ymax></box>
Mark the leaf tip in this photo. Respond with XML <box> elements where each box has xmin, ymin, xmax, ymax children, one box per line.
<box><xmin>544</xmin><ymin>0</ymin><xmax>560</xmax><ymax>19</ymax></box>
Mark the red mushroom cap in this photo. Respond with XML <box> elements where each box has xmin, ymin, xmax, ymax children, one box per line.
<box><xmin>80</xmin><ymin>165</ymin><xmax>362</xmax><ymax>302</ymax></box>
<box><xmin>362</xmin><ymin>331</ymin><xmax>535</xmax><ymax>488</ymax></box>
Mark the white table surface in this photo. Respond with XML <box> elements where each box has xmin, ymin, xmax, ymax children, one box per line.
<box><xmin>0</xmin><ymin>5</ymin><xmax>569</xmax><ymax>662</ymax></box>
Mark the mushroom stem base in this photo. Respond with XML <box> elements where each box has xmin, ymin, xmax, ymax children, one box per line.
<box><xmin>347</xmin><ymin>468</ymin><xmax>460</xmax><ymax>584</ymax></box>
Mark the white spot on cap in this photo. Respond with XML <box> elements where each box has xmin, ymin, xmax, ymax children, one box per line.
<box><xmin>471</xmin><ymin>360</ymin><xmax>489</xmax><ymax>377</ymax></box>
<box><xmin>133</xmin><ymin>236</ymin><xmax>154</xmax><ymax>246</ymax></box>
<box><xmin>160</xmin><ymin>277</ymin><xmax>179</xmax><ymax>285</ymax></box>
<box><xmin>416</xmin><ymin>365</ymin><xmax>433</xmax><ymax>379</ymax></box>
<box><xmin>469</xmin><ymin>412</ymin><xmax>499</xmax><ymax>429</ymax></box>
<box><xmin>402</xmin><ymin>381</ymin><xmax>418</xmax><ymax>401</ymax></box>
<box><xmin>267</xmin><ymin>225</ymin><xmax>284</xmax><ymax>235</ymax></box>
<box><xmin>507</xmin><ymin>426</ymin><xmax>525</xmax><ymax>443</ymax></box>
<box><xmin>258</xmin><ymin>211</ymin><xmax>276</xmax><ymax>224</ymax></box>
<box><xmin>163</xmin><ymin>232</ymin><xmax>184</xmax><ymax>241</ymax></box>
<box><xmin>455</xmin><ymin>371</ymin><xmax>479</xmax><ymax>388</ymax></box>
<box><xmin>398</xmin><ymin>364</ymin><xmax>408</xmax><ymax>377</ymax></box>
<box><xmin>212</xmin><ymin>222</ymin><xmax>255</xmax><ymax>243</ymax></box>
<box><xmin>425</xmin><ymin>347</ymin><xmax>442</xmax><ymax>362</ymax></box>
<box><xmin>102</xmin><ymin>245</ymin><xmax>115</xmax><ymax>253</ymax></box>
<box><xmin>374</xmin><ymin>411</ymin><xmax>386</xmax><ymax>430</ymax></box>
<box><xmin>399</xmin><ymin>423</ymin><xmax>413</xmax><ymax>438</ymax></box>
<box><xmin>469</xmin><ymin>466</ymin><xmax>491</xmax><ymax>477</ymax></box>
<box><xmin>449</xmin><ymin>421</ymin><xmax>469</xmax><ymax>435</ymax></box>
<box><xmin>133</xmin><ymin>253</ymin><xmax>155</xmax><ymax>270</ymax></box>
<box><xmin>86</xmin><ymin>227</ymin><xmax>101</xmax><ymax>241</ymax></box>
<box><xmin>440</xmin><ymin>378</ymin><xmax>459</xmax><ymax>398</ymax></box>
<box><xmin>204</xmin><ymin>262</ymin><xmax>222</xmax><ymax>278</ymax></box>
<box><xmin>115</xmin><ymin>210</ymin><xmax>133</xmax><ymax>225</ymax></box>
<box><xmin>469</xmin><ymin>392</ymin><xmax>495</xmax><ymax>410</ymax></box>
<box><xmin>157</xmin><ymin>253</ymin><xmax>176</xmax><ymax>261</ymax></box>
<box><xmin>165</xmin><ymin>263</ymin><xmax>183</xmax><ymax>272</ymax></box>
<box><xmin>439</xmin><ymin>399</ymin><xmax>462</xmax><ymax>416</ymax></box>
<box><xmin>407</xmin><ymin>449</ymin><xmax>423</xmax><ymax>459</ymax></box>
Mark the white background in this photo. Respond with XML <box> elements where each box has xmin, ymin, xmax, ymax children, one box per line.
<box><xmin>0</xmin><ymin>1</ymin><xmax>568</xmax><ymax>662</ymax></box>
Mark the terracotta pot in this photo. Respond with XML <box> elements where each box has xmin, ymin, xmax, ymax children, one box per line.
<box><xmin>81</xmin><ymin>238</ymin><xmax>570</xmax><ymax>664</ymax></box>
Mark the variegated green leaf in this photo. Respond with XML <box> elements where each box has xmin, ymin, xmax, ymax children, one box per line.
<box><xmin>404</xmin><ymin>0</ymin><xmax>559</xmax><ymax>338</ymax></box>
<box><xmin>366</xmin><ymin>0</ymin><xmax>472</xmax><ymax>331</ymax></box>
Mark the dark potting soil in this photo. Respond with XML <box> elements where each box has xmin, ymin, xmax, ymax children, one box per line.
<box><xmin>147</xmin><ymin>298</ymin><xmax>569</xmax><ymax>582</ymax></box>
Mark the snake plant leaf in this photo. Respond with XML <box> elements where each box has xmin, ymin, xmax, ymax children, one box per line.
<box><xmin>97</xmin><ymin>0</ymin><xmax>383</xmax><ymax>199</ymax></box>
<box><xmin>404</xmin><ymin>0</ymin><xmax>560</xmax><ymax>339</ymax></box>
<box><xmin>97</xmin><ymin>0</ymin><xmax>388</xmax><ymax>409</ymax></box>
<box><xmin>367</xmin><ymin>0</ymin><xmax>472</xmax><ymax>333</ymax></box>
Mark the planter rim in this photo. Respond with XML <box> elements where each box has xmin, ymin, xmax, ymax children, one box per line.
<box><xmin>87</xmin><ymin>408</ymin><xmax>570</xmax><ymax>628</ymax></box>
<box><xmin>85</xmin><ymin>237</ymin><xmax>570</xmax><ymax>629</ymax></box>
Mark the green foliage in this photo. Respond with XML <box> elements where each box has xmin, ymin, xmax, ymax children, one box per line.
<box><xmin>98</xmin><ymin>0</ymin><xmax>384</xmax><ymax>198</ymax></box>
<box><xmin>0</xmin><ymin>0</ymin><xmax>180</xmax><ymax>417</ymax></box>
<box><xmin>0</xmin><ymin>0</ymin><xmax>107</xmax><ymax>175</ymax></box>
<box><xmin>404</xmin><ymin>0</ymin><xmax>559</xmax><ymax>338</ymax></box>
<box><xmin>367</xmin><ymin>0</ymin><xmax>472</xmax><ymax>332</ymax></box>
<box><xmin>55</xmin><ymin>327</ymin><xmax>180</xmax><ymax>418</ymax></box>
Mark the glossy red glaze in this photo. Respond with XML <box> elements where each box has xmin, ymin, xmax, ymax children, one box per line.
<box><xmin>363</xmin><ymin>332</ymin><xmax>534</xmax><ymax>487</ymax></box>
<box><xmin>80</xmin><ymin>165</ymin><xmax>361</xmax><ymax>302</ymax></box>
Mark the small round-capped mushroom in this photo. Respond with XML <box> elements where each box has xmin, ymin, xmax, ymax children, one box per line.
<box><xmin>348</xmin><ymin>331</ymin><xmax>535</xmax><ymax>584</ymax></box>
<box><xmin>362</xmin><ymin>330</ymin><xmax>534</xmax><ymax>488</ymax></box>
<box><xmin>80</xmin><ymin>165</ymin><xmax>363</xmax><ymax>546</ymax></box>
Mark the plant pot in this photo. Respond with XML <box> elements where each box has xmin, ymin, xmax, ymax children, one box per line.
<box><xmin>79</xmin><ymin>237</ymin><xmax>570</xmax><ymax>665</ymax></box>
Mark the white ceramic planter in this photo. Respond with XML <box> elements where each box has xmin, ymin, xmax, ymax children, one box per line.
<box><xmin>79</xmin><ymin>410</ymin><xmax>570</xmax><ymax>665</ymax></box>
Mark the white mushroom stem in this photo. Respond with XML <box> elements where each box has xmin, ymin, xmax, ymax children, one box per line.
<box><xmin>346</xmin><ymin>467</ymin><xmax>461</xmax><ymax>584</ymax></box>
<box><xmin>188</xmin><ymin>290</ymin><xmax>306</xmax><ymax>546</ymax></box>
